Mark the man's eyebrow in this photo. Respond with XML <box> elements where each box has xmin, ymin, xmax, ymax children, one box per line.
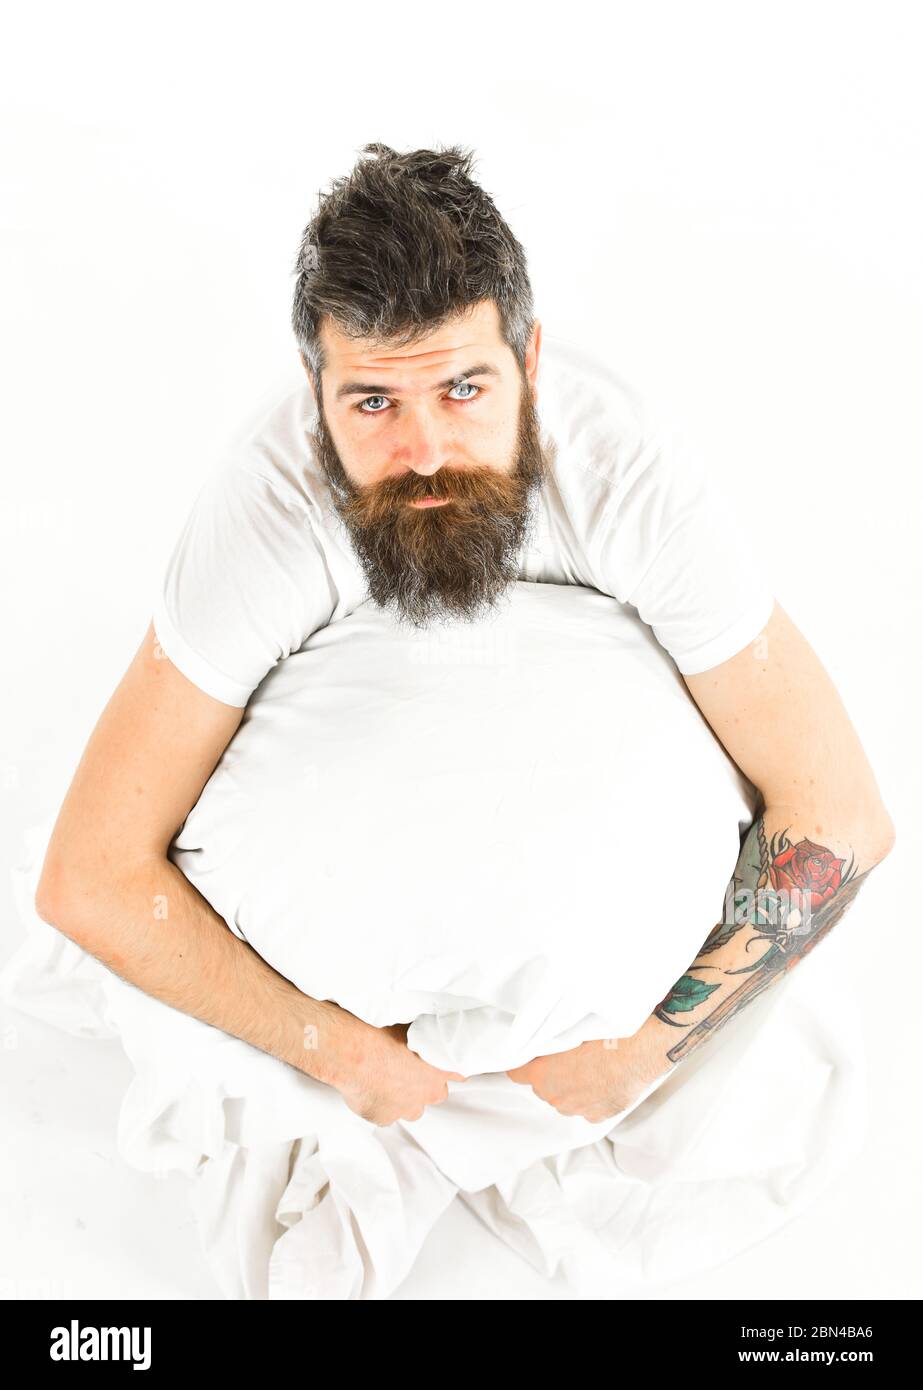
<box><xmin>334</xmin><ymin>362</ymin><xmax>501</xmax><ymax>402</ymax></box>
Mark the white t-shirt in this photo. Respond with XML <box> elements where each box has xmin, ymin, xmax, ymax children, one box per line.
<box><xmin>152</xmin><ymin>336</ymin><xmax>774</xmax><ymax>706</ymax></box>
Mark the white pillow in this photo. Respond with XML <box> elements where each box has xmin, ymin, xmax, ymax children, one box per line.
<box><xmin>171</xmin><ymin>581</ymin><xmax>757</xmax><ymax>1075</ymax></box>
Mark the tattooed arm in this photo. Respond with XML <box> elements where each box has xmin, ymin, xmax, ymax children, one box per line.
<box><xmin>625</xmin><ymin>807</ymin><xmax>893</xmax><ymax>1093</ymax></box>
<box><xmin>508</xmin><ymin>599</ymin><xmax>896</xmax><ymax>1121</ymax></box>
<box><xmin>620</xmin><ymin>599</ymin><xmax>895</xmax><ymax>1101</ymax></box>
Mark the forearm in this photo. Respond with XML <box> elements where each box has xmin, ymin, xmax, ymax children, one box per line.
<box><xmin>626</xmin><ymin>801</ymin><xmax>896</xmax><ymax>1087</ymax></box>
<box><xmin>36</xmin><ymin>854</ymin><xmax>364</xmax><ymax>1087</ymax></box>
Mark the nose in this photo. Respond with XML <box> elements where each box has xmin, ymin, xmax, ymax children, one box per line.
<box><xmin>397</xmin><ymin>406</ymin><xmax>454</xmax><ymax>477</ymax></box>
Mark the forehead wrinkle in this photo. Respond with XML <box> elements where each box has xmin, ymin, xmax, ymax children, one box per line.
<box><xmin>340</xmin><ymin>339</ymin><xmax>487</xmax><ymax>370</ymax></box>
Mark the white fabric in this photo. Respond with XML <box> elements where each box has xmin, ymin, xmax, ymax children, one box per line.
<box><xmin>0</xmin><ymin>583</ymin><xmax>866</xmax><ymax>1298</ymax></box>
<box><xmin>151</xmin><ymin>336</ymin><xmax>774</xmax><ymax>706</ymax></box>
<box><xmin>170</xmin><ymin>581</ymin><xmax>757</xmax><ymax>1075</ymax></box>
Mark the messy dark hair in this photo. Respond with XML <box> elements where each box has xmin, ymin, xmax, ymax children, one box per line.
<box><xmin>290</xmin><ymin>143</ymin><xmax>535</xmax><ymax>388</ymax></box>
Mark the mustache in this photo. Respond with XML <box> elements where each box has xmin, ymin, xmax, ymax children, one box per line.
<box><xmin>337</xmin><ymin>461</ymin><xmax>528</xmax><ymax>528</ymax></box>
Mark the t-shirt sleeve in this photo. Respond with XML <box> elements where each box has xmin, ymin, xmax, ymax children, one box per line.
<box><xmin>151</xmin><ymin>456</ymin><xmax>338</xmax><ymax>706</ymax></box>
<box><xmin>592</xmin><ymin>423</ymin><xmax>775</xmax><ymax>675</ymax></box>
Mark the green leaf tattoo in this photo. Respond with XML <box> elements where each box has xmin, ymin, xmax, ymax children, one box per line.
<box><xmin>654</xmin><ymin>973</ymin><xmax>722</xmax><ymax>1026</ymax></box>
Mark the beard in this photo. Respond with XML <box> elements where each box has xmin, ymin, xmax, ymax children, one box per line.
<box><xmin>309</xmin><ymin>370</ymin><xmax>549</xmax><ymax>628</ymax></box>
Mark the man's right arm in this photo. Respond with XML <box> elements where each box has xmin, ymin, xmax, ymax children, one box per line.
<box><xmin>33</xmin><ymin>622</ymin><xmax>373</xmax><ymax>1091</ymax></box>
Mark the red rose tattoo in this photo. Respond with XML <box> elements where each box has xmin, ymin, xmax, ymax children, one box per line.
<box><xmin>769</xmin><ymin>834</ymin><xmax>846</xmax><ymax>910</ymax></box>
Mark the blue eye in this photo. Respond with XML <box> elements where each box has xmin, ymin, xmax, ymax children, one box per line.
<box><xmin>355</xmin><ymin>382</ymin><xmax>481</xmax><ymax>415</ymax></box>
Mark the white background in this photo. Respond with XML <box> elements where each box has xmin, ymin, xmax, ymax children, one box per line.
<box><xmin>1</xmin><ymin>0</ymin><xmax>920</xmax><ymax>1299</ymax></box>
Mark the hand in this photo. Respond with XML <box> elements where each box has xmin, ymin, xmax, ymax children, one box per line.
<box><xmin>506</xmin><ymin>1031</ymin><xmax>669</xmax><ymax>1124</ymax></box>
<box><xmin>333</xmin><ymin>1020</ymin><xmax>468</xmax><ymax>1127</ymax></box>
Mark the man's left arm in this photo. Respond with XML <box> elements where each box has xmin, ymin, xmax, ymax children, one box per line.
<box><xmin>507</xmin><ymin>599</ymin><xmax>896</xmax><ymax>1121</ymax></box>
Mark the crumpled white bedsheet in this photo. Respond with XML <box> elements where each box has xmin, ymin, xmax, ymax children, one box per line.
<box><xmin>0</xmin><ymin>585</ymin><xmax>868</xmax><ymax>1298</ymax></box>
<box><xmin>0</xmin><ymin>858</ymin><xmax>865</xmax><ymax>1299</ymax></box>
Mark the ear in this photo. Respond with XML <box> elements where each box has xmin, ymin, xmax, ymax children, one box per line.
<box><xmin>525</xmin><ymin>319</ymin><xmax>542</xmax><ymax>401</ymax></box>
<box><xmin>300</xmin><ymin>354</ymin><xmax>317</xmax><ymax>407</ymax></box>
